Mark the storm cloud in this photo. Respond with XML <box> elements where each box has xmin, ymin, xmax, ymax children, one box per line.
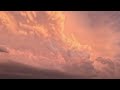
<box><xmin>0</xmin><ymin>11</ymin><xmax>120</xmax><ymax>78</ymax></box>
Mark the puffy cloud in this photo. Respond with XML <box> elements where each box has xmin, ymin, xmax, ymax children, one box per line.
<box><xmin>93</xmin><ymin>57</ymin><xmax>115</xmax><ymax>78</ymax></box>
<box><xmin>65</xmin><ymin>11</ymin><xmax>120</xmax><ymax>59</ymax></box>
<box><xmin>63</xmin><ymin>11</ymin><xmax>120</xmax><ymax>78</ymax></box>
<box><xmin>1</xmin><ymin>11</ymin><xmax>120</xmax><ymax>78</ymax></box>
<box><xmin>0</xmin><ymin>11</ymin><xmax>95</xmax><ymax>76</ymax></box>
<box><xmin>63</xmin><ymin>50</ymin><xmax>96</xmax><ymax>77</ymax></box>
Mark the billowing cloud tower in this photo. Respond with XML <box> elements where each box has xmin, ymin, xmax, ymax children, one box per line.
<box><xmin>0</xmin><ymin>11</ymin><xmax>120</xmax><ymax>78</ymax></box>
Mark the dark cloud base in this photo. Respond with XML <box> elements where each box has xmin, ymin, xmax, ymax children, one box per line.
<box><xmin>0</xmin><ymin>61</ymin><xmax>87</xmax><ymax>79</ymax></box>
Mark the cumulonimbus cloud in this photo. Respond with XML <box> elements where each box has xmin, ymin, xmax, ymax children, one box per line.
<box><xmin>0</xmin><ymin>11</ymin><xmax>120</xmax><ymax>78</ymax></box>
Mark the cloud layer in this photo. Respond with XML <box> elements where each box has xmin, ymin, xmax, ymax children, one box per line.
<box><xmin>0</xmin><ymin>11</ymin><xmax>120</xmax><ymax>78</ymax></box>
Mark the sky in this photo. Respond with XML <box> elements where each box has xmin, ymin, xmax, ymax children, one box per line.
<box><xmin>0</xmin><ymin>11</ymin><xmax>120</xmax><ymax>78</ymax></box>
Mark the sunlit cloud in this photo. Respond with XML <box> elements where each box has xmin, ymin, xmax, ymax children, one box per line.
<box><xmin>0</xmin><ymin>11</ymin><xmax>120</xmax><ymax>78</ymax></box>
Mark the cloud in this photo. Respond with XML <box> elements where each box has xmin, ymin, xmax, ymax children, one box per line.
<box><xmin>65</xmin><ymin>11</ymin><xmax>120</xmax><ymax>59</ymax></box>
<box><xmin>0</xmin><ymin>61</ymin><xmax>87</xmax><ymax>79</ymax></box>
<box><xmin>0</xmin><ymin>11</ymin><xmax>101</xmax><ymax>78</ymax></box>
<box><xmin>0</xmin><ymin>45</ymin><xmax>9</xmax><ymax>53</ymax></box>
<box><xmin>1</xmin><ymin>11</ymin><xmax>120</xmax><ymax>78</ymax></box>
<box><xmin>93</xmin><ymin>57</ymin><xmax>115</xmax><ymax>78</ymax></box>
<box><xmin>64</xmin><ymin>11</ymin><xmax>120</xmax><ymax>78</ymax></box>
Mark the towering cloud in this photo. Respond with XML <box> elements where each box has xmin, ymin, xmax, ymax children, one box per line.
<box><xmin>0</xmin><ymin>11</ymin><xmax>120</xmax><ymax>78</ymax></box>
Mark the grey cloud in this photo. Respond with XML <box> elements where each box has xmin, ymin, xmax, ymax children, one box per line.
<box><xmin>0</xmin><ymin>61</ymin><xmax>87</xmax><ymax>79</ymax></box>
<box><xmin>94</xmin><ymin>57</ymin><xmax>115</xmax><ymax>78</ymax></box>
<box><xmin>0</xmin><ymin>45</ymin><xmax>9</xmax><ymax>53</ymax></box>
